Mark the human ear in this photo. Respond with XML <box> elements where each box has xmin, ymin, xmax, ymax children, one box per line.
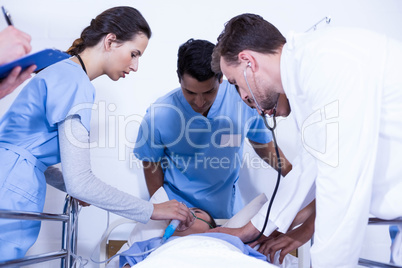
<box><xmin>239</xmin><ymin>51</ymin><xmax>253</xmax><ymax>70</ymax></box>
<box><xmin>239</xmin><ymin>51</ymin><xmax>258</xmax><ymax>72</ymax></box>
<box><xmin>104</xmin><ymin>33</ymin><xmax>117</xmax><ymax>51</ymax></box>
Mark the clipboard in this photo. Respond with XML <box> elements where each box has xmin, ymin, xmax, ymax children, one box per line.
<box><xmin>0</xmin><ymin>48</ymin><xmax>70</xmax><ymax>79</ymax></box>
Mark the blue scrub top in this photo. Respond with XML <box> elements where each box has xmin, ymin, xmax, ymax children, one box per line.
<box><xmin>0</xmin><ymin>59</ymin><xmax>95</xmax><ymax>260</ymax></box>
<box><xmin>0</xmin><ymin>59</ymin><xmax>95</xmax><ymax>166</ymax></box>
<box><xmin>134</xmin><ymin>81</ymin><xmax>272</xmax><ymax>218</ymax></box>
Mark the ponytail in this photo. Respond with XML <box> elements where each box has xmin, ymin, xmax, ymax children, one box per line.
<box><xmin>66</xmin><ymin>6</ymin><xmax>151</xmax><ymax>56</ymax></box>
<box><xmin>66</xmin><ymin>37</ymin><xmax>85</xmax><ymax>56</ymax></box>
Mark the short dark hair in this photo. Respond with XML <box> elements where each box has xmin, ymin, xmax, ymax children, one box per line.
<box><xmin>67</xmin><ymin>6</ymin><xmax>151</xmax><ymax>56</ymax></box>
<box><xmin>204</xmin><ymin>210</ymin><xmax>217</xmax><ymax>229</ymax></box>
<box><xmin>177</xmin><ymin>39</ymin><xmax>223</xmax><ymax>82</ymax></box>
<box><xmin>212</xmin><ymin>13</ymin><xmax>286</xmax><ymax>73</ymax></box>
<box><xmin>194</xmin><ymin>207</ymin><xmax>217</xmax><ymax>229</ymax></box>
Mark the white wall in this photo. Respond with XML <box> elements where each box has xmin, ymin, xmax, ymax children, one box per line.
<box><xmin>1</xmin><ymin>0</ymin><xmax>401</xmax><ymax>267</ymax></box>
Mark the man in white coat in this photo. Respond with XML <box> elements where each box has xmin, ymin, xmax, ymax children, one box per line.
<box><xmin>209</xmin><ymin>13</ymin><xmax>402</xmax><ymax>267</ymax></box>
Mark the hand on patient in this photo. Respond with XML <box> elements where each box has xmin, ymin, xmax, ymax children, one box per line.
<box><xmin>172</xmin><ymin>207</ymin><xmax>216</xmax><ymax>236</ymax></box>
<box><xmin>251</xmin><ymin>213</ymin><xmax>315</xmax><ymax>264</ymax></box>
<box><xmin>151</xmin><ymin>200</ymin><xmax>193</xmax><ymax>228</ymax></box>
<box><xmin>247</xmin><ymin>200</ymin><xmax>315</xmax><ymax>264</ymax></box>
<box><xmin>121</xmin><ymin>207</ymin><xmax>216</xmax><ymax>267</ymax></box>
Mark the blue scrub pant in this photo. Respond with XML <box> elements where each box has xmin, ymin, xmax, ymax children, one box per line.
<box><xmin>0</xmin><ymin>145</ymin><xmax>47</xmax><ymax>262</ymax></box>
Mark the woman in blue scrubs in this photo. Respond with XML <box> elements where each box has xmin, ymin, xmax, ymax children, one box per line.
<box><xmin>0</xmin><ymin>6</ymin><xmax>192</xmax><ymax>262</ymax></box>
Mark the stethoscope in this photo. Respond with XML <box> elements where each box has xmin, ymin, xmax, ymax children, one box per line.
<box><xmin>243</xmin><ymin>63</ymin><xmax>282</xmax><ymax>244</ymax></box>
<box><xmin>243</xmin><ymin>62</ymin><xmax>277</xmax><ymax>131</ymax></box>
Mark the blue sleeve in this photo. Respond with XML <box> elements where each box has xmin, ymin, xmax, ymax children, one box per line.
<box><xmin>44</xmin><ymin>63</ymin><xmax>95</xmax><ymax>132</ymax></box>
<box><xmin>119</xmin><ymin>237</ymin><xmax>169</xmax><ymax>267</ymax></box>
<box><xmin>245</xmin><ymin>108</ymin><xmax>272</xmax><ymax>144</ymax></box>
<box><xmin>134</xmin><ymin>110</ymin><xmax>165</xmax><ymax>163</ymax></box>
<box><xmin>119</xmin><ymin>238</ymin><xmax>153</xmax><ymax>267</ymax></box>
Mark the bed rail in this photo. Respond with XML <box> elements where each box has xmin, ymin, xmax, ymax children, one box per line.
<box><xmin>0</xmin><ymin>195</ymin><xmax>79</xmax><ymax>268</ymax></box>
<box><xmin>358</xmin><ymin>217</ymin><xmax>402</xmax><ymax>268</ymax></box>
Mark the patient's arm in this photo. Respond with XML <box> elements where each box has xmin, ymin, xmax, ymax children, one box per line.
<box><xmin>142</xmin><ymin>161</ymin><xmax>164</xmax><ymax>197</ymax></box>
<box><xmin>249</xmin><ymin>139</ymin><xmax>292</xmax><ymax>176</ymax></box>
<box><xmin>208</xmin><ymin>221</ymin><xmax>261</xmax><ymax>242</ymax></box>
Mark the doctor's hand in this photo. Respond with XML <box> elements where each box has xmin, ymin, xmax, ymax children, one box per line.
<box><xmin>255</xmin><ymin>219</ymin><xmax>314</xmax><ymax>264</ymax></box>
<box><xmin>0</xmin><ymin>65</ymin><xmax>36</xmax><ymax>99</ymax></box>
<box><xmin>208</xmin><ymin>221</ymin><xmax>261</xmax><ymax>242</ymax></box>
<box><xmin>151</xmin><ymin>200</ymin><xmax>193</xmax><ymax>226</ymax></box>
<box><xmin>249</xmin><ymin>230</ymin><xmax>280</xmax><ymax>249</ymax></box>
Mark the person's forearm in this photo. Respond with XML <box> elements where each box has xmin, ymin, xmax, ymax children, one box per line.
<box><xmin>289</xmin><ymin>199</ymin><xmax>316</xmax><ymax>230</ymax></box>
<box><xmin>58</xmin><ymin>116</ymin><xmax>154</xmax><ymax>223</ymax></box>
<box><xmin>241</xmin><ymin>221</ymin><xmax>263</xmax><ymax>242</ymax></box>
<box><xmin>279</xmin><ymin>149</ymin><xmax>292</xmax><ymax>177</ymax></box>
<box><xmin>250</xmin><ymin>140</ymin><xmax>292</xmax><ymax>176</ymax></box>
<box><xmin>303</xmin><ymin>209</ymin><xmax>315</xmax><ymax>234</ymax></box>
<box><xmin>143</xmin><ymin>161</ymin><xmax>164</xmax><ymax>196</ymax></box>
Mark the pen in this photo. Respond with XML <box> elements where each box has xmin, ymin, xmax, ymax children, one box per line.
<box><xmin>2</xmin><ymin>6</ymin><xmax>13</xmax><ymax>26</ymax></box>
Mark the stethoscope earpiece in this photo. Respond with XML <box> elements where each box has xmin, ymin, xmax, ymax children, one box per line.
<box><xmin>243</xmin><ymin>63</ymin><xmax>277</xmax><ymax>131</ymax></box>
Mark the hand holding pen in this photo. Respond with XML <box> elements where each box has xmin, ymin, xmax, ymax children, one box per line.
<box><xmin>0</xmin><ymin>6</ymin><xmax>34</xmax><ymax>99</ymax></box>
<box><xmin>0</xmin><ymin>6</ymin><xmax>32</xmax><ymax>65</ymax></box>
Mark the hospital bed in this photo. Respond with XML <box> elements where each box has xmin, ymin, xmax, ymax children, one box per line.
<box><xmin>99</xmin><ymin>216</ymin><xmax>402</xmax><ymax>268</ymax></box>
<box><xmin>98</xmin><ymin>189</ymin><xmax>299</xmax><ymax>268</ymax></box>
<box><xmin>1</xmin><ymin>194</ymin><xmax>399</xmax><ymax>267</ymax></box>
<box><xmin>99</xmin><ymin>218</ymin><xmax>229</xmax><ymax>266</ymax></box>
<box><xmin>358</xmin><ymin>217</ymin><xmax>402</xmax><ymax>268</ymax></box>
<box><xmin>100</xmin><ymin>219</ymin><xmax>303</xmax><ymax>268</ymax></box>
<box><xmin>99</xmin><ymin>218</ymin><xmax>289</xmax><ymax>268</ymax></box>
<box><xmin>0</xmin><ymin>195</ymin><xmax>79</xmax><ymax>267</ymax></box>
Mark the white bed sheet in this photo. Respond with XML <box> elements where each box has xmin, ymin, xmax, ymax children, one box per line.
<box><xmin>105</xmin><ymin>188</ymin><xmax>299</xmax><ymax>268</ymax></box>
<box><xmin>132</xmin><ymin>235</ymin><xmax>275</xmax><ymax>268</ymax></box>
<box><xmin>107</xmin><ymin>237</ymin><xmax>298</xmax><ymax>268</ymax></box>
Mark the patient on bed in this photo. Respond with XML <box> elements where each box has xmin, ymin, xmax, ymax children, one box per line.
<box><xmin>120</xmin><ymin>207</ymin><xmax>267</xmax><ymax>267</ymax></box>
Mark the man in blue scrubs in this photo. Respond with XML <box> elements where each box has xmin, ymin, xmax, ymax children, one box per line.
<box><xmin>134</xmin><ymin>39</ymin><xmax>291</xmax><ymax>219</ymax></box>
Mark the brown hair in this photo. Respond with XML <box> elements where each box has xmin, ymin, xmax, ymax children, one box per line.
<box><xmin>212</xmin><ymin>13</ymin><xmax>286</xmax><ymax>73</ymax></box>
<box><xmin>67</xmin><ymin>6</ymin><xmax>151</xmax><ymax>56</ymax></box>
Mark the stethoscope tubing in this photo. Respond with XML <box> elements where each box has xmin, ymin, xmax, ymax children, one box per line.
<box><xmin>243</xmin><ymin>65</ymin><xmax>282</xmax><ymax>244</ymax></box>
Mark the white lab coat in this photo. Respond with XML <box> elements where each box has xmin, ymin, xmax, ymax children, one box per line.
<box><xmin>251</xmin><ymin>140</ymin><xmax>316</xmax><ymax>235</ymax></box>
<box><xmin>276</xmin><ymin>27</ymin><xmax>402</xmax><ymax>267</ymax></box>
